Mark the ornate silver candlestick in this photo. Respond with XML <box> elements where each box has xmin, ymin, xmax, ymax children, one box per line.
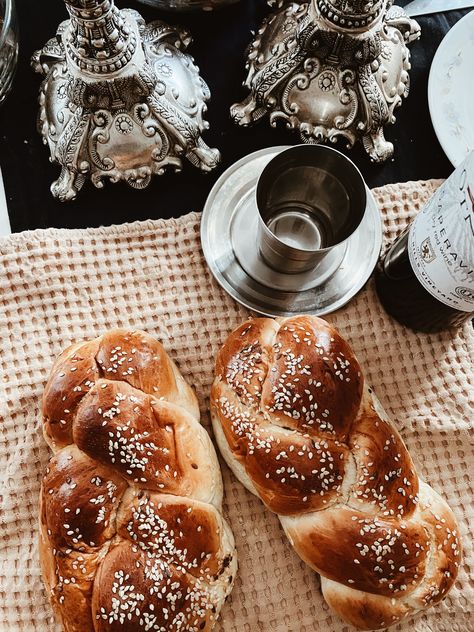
<box><xmin>31</xmin><ymin>0</ymin><xmax>219</xmax><ymax>201</ymax></box>
<box><xmin>231</xmin><ymin>0</ymin><xmax>420</xmax><ymax>162</ymax></box>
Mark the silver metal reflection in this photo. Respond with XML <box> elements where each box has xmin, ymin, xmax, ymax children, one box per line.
<box><xmin>200</xmin><ymin>146</ymin><xmax>383</xmax><ymax>317</ymax></box>
<box><xmin>231</xmin><ymin>0</ymin><xmax>420</xmax><ymax>163</ymax></box>
<box><xmin>31</xmin><ymin>0</ymin><xmax>219</xmax><ymax>201</ymax></box>
<box><xmin>255</xmin><ymin>145</ymin><xmax>366</xmax><ymax>274</ymax></box>
<box><xmin>0</xmin><ymin>0</ymin><xmax>19</xmax><ymax>107</ymax></box>
<box><xmin>137</xmin><ymin>0</ymin><xmax>239</xmax><ymax>10</ymax></box>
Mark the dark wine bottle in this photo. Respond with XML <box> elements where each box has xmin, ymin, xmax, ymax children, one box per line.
<box><xmin>375</xmin><ymin>153</ymin><xmax>474</xmax><ymax>333</ymax></box>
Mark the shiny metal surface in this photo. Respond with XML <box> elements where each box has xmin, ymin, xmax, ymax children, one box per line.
<box><xmin>31</xmin><ymin>0</ymin><xmax>219</xmax><ymax>201</ymax></box>
<box><xmin>137</xmin><ymin>0</ymin><xmax>239</xmax><ymax>10</ymax></box>
<box><xmin>404</xmin><ymin>0</ymin><xmax>473</xmax><ymax>17</ymax></box>
<box><xmin>256</xmin><ymin>145</ymin><xmax>366</xmax><ymax>274</ymax></box>
<box><xmin>201</xmin><ymin>146</ymin><xmax>383</xmax><ymax>317</ymax></box>
<box><xmin>0</xmin><ymin>0</ymin><xmax>18</xmax><ymax>106</ymax></box>
<box><xmin>231</xmin><ymin>1</ymin><xmax>421</xmax><ymax>163</ymax></box>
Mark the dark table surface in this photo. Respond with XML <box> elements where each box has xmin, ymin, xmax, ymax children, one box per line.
<box><xmin>0</xmin><ymin>1</ymin><xmax>470</xmax><ymax>233</ymax></box>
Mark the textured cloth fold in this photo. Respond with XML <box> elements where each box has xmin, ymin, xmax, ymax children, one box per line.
<box><xmin>0</xmin><ymin>179</ymin><xmax>473</xmax><ymax>632</ymax></box>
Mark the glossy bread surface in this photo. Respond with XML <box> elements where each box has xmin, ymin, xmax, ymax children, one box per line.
<box><xmin>211</xmin><ymin>315</ymin><xmax>461</xmax><ymax>631</ymax></box>
<box><xmin>40</xmin><ymin>329</ymin><xmax>236</xmax><ymax>632</ymax></box>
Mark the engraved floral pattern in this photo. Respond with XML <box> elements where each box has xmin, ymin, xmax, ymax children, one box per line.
<box><xmin>157</xmin><ymin>63</ymin><xmax>172</xmax><ymax>77</ymax></box>
<box><xmin>115</xmin><ymin>114</ymin><xmax>134</xmax><ymax>135</ymax></box>
<box><xmin>231</xmin><ymin>0</ymin><xmax>420</xmax><ymax>163</ymax></box>
<box><xmin>318</xmin><ymin>71</ymin><xmax>336</xmax><ymax>92</ymax></box>
<box><xmin>57</xmin><ymin>83</ymin><xmax>67</xmax><ymax>100</ymax></box>
<box><xmin>32</xmin><ymin>2</ymin><xmax>219</xmax><ymax>201</ymax></box>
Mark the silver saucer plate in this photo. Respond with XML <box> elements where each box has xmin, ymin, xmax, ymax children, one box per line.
<box><xmin>200</xmin><ymin>146</ymin><xmax>383</xmax><ymax>317</ymax></box>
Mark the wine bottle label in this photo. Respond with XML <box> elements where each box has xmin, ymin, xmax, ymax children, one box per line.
<box><xmin>408</xmin><ymin>153</ymin><xmax>474</xmax><ymax>313</ymax></box>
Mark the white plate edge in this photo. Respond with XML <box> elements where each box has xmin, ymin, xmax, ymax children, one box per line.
<box><xmin>428</xmin><ymin>10</ymin><xmax>474</xmax><ymax>167</ymax></box>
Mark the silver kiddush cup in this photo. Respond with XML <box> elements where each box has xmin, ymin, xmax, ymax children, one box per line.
<box><xmin>256</xmin><ymin>145</ymin><xmax>367</xmax><ymax>275</ymax></box>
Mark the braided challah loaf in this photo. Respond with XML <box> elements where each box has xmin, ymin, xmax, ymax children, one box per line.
<box><xmin>40</xmin><ymin>329</ymin><xmax>236</xmax><ymax>632</ymax></box>
<box><xmin>211</xmin><ymin>315</ymin><xmax>461</xmax><ymax>631</ymax></box>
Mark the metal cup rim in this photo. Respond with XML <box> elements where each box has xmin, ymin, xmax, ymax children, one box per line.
<box><xmin>256</xmin><ymin>144</ymin><xmax>367</xmax><ymax>255</ymax></box>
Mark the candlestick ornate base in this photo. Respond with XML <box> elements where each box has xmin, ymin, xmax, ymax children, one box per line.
<box><xmin>231</xmin><ymin>1</ymin><xmax>420</xmax><ymax>163</ymax></box>
<box><xmin>31</xmin><ymin>1</ymin><xmax>219</xmax><ymax>201</ymax></box>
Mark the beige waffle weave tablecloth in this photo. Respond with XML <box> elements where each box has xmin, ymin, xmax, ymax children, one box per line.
<box><xmin>0</xmin><ymin>180</ymin><xmax>473</xmax><ymax>632</ymax></box>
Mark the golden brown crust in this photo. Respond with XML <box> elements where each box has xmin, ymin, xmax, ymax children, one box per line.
<box><xmin>41</xmin><ymin>445</ymin><xmax>127</xmax><ymax>551</ymax></box>
<box><xmin>211</xmin><ymin>386</ymin><xmax>349</xmax><ymax>514</ymax></box>
<box><xmin>211</xmin><ymin>315</ymin><xmax>462</xmax><ymax>630</ymax></box>
<box><xmin>261</xmin><ymin>316</ymin><xmax>363</xmax><ymax>438</ymax></box>
<box><xmin>348</xmin><ymin>389</ymin><xmax>420</xmax><ymax>519</ymax></box>
<box><xmin>283</xmin><ymin>508</ymin><xmax>429</xmax><ymax>596</ymax></box>
<box><xmin>91</xmin><ymin>542</ymin><xmax>213</xmax><ymax>632</ymax></box>
<box><xmin>215</xmin><ymin>318</ymin><xmax>276</xmax><ymax>408</ymax></box>
<box><xmin>320</xmin><ymin>579</ymin><xmax>411</xmax><ymax>630</ymax></box>
<box><xmin>42</xmin><ymin>341</ymin><xmax>101</xmax><ymax>450</ymax></box>
<box><xmin>40</xmin><ymin>329</ymin><xmax>236</xmax><ymax>632</ymax></box>
<box><xmin>116</xmin><ymin>490</ymin><xmax>230</xmax><ymax>581</ymax></box>
<box><xmin>72</xmin><ymin>380</ymin><xmax>218</xmax><ymax>500</ymax></box>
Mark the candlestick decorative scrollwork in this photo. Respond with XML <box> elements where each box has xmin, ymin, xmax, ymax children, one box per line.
<box><xmin>231</xmin><ymin>0</ymin><xmax>420</xmax><ymax>163</ymax></box>
<box><xmin>32</xmin><ymin>0</ymin><xmax>219</xmax><ymax>201</ymax></box>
